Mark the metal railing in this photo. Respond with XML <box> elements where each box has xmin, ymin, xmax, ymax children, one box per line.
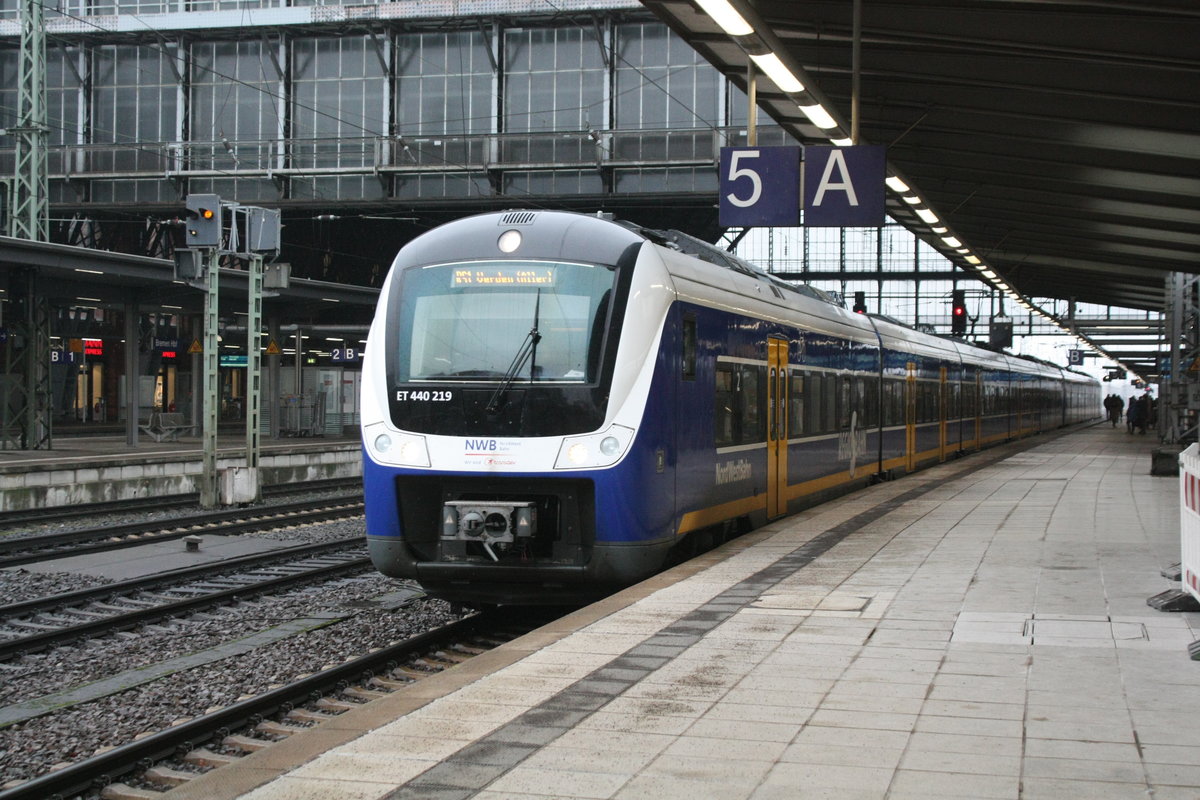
<box><xmin>0</xmin><ymin>125</ymin><xmax>790</xmax><ymax>184</ymax></box>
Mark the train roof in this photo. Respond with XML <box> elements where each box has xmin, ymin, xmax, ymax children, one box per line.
<box><xmin>397</xmin><ymin>210</ymin><xmax>1097</xmax><ymax>385</ymax></box>
<box><xmin>629</xmin><ymin>218</ymin><xmax>1095</xmax><ymax>384</ymax></box>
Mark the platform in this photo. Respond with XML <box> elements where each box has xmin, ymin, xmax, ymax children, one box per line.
<box><xmin>168</xmin><ymin>423</ymin><xmax>1199</xmax><ymax>800</ymax></box>
<box><xmin>0</xmin><ymin>434</ymin><xmax>362</xmax><ymax>511</ymax></box>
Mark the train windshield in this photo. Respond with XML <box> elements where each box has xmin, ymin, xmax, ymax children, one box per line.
<box><xmin>393</xmin><ymin>260</ymin><xmax>616</xmax><ymax>384</ymax></box>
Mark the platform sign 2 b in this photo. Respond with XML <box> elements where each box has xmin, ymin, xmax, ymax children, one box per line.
<box><xmin>719</xmin><ymin>147</ymin><xmax>801</xmax><ymax>227</ymax></box>
<box><xmin>802</xmin><ymin>145</ymin><xmax>886</xmax><ymax>227</ymax></box>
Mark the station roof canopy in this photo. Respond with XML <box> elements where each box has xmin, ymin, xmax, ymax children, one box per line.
<box><xmin>642</xmin><ymin>0</ymin><xmax>1199</xmax><ymax>314</ymax></box>
<box><xmin>0</xmin><ymin>236</ymin><xmax>377</xmax><ymax>324</ymax></box>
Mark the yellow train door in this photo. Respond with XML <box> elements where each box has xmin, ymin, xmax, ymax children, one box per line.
<box><xmin>939</xmin><ymin>366</ymin><xmax>948</xmax><ymax>462</ymax></box>
<box><xmin>905</xmin><ymin>361</ymin><xmax>917</xmax><ymax>472</ymax></box>
<box><xmin>768</xmin><ymin>338</ymin><xmax>789</xmax><ymax>519</ymax></box>
<box><xmin>974</xmin><ymin>372</ymin><xmax>983</xmax><ymax>450</ymax></box>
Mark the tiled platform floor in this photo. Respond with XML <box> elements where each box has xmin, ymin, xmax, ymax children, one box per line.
<box><xmin>176</xmin><ymin>424</ymin><xmax>1200</xmax><ymax>800</ymax></box>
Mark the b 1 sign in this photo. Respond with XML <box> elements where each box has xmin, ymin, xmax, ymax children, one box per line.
<box><xmin>719</xmin><ymin>147</ymin><xmax>801</xmax><ymax>227</ymax></box>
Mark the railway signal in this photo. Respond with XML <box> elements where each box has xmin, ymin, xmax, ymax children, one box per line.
<box><xmin>185</xmin><ymin>193</ymin><xmax>221</xmax><ymax>248</ymax></box>
<box><xmin>852</xmin><ymin>291</ymin><xmax>867</xmax><ymax>314</ymax></box>
<box><xmin>951</xmin><ymin>289</ymin><xmax>967</xmax><ymax>335</ymax></box>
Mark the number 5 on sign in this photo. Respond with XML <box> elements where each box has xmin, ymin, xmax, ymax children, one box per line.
<box><xmin>719</xmin><ymin>146</ymin><xmax>801</xmax><ymax>227</ymax></box>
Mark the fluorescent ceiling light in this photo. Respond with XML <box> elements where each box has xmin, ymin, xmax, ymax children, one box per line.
<box><xmin>981</xmin><ymin>269</ymin><xmax>996</xmax><ymax>279</ymax></box>
<box><xmin>942</xmin><ymin>236</ymin><xmax>962</xmax><ymax>248</ymax></box>
<box><xmin>915</xmin><ymin>208</ymin><xmax>939</xmax><ymax>224</ymax></box>
<box><xmin>830</xmin><ymin>137</ymin><xmax>853</xmax><ymax>146</ymax></box>
<box><xmin>965</xmin><ymin>255</ymin><xmax>981</xmax><ymax>265</ymax></box>
<box><xmin>902</xmin><ymin>195</ymin><xmax>921</xmax><ymax>205</ymax></box>
<box><xmin>931</xmin><ymin>226</ymin><xmax>948</xmax><ymax>234</ymax></box>
<box><xmin>885</xmin><ymin>176</ymin><xmax>909</xmax><ymax>193</ymax></box>
<box><xmin>75</xmin><ymin>268</ymin><xmax>103</xmax><ymax>275</ymax></box>
<box><xmin>694</xmin><ymin>0</ymin><xmax>753</xmax><ymax>36</ymax></box>
<box><xmin>798</xmin><ymin>103</ymin><xmax>838</xmax><ymax>129</ymax></box>
<box><xmin>749</xmin><ymin>52</ymin><xmax>803</xmax><ymax>93</ymax></box>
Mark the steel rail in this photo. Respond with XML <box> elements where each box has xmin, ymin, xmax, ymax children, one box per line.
<box><xmin>0</xmin><ymin>498</ymin><xmax>364</xmax><ymax>568</ymax></box>
<box><xmin>0</xmin><ymin>536</ymin><xmax>365</xmax><ymax>619</ymax></box>
<box><xmin>0</xmin><ymin>612</ymin><xmax>495</xmax><ymax>800</ymax></box>
<box><xmin>0</xmin><ymin>477</ymin><xmax>361</xmax><ymax>529</ymax></box>
<box><xmin>0</xmin><ymin>552</ymin><xmax>371</xmax><ymax>661</ymax></box>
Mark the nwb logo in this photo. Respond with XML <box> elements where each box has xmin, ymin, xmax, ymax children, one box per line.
<box><xmin>465</xmin><ymin>439</ymin><xmax>498</xmax><ymax>451</ymax></box>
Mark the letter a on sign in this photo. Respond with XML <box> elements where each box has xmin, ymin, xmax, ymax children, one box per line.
<box><xmin>802</xmin><ymin>145</ymin><xmax>886</xmax><ymax>227</ymax></box>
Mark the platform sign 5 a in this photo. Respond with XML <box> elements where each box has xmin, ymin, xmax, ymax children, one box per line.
<box><xmin>719</xmin><ymin>147</ymin><xmax>801</xmax><ymax>227</ymax></box>
<box><xmin>802</xmin><ymin>145</ymin><xmax>886</xmax><ymax>227</ymax></box>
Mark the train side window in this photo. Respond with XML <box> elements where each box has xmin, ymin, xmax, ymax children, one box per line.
<box><xmin>806</xmin><ymin>372</ymin><xmax>823</xmax><ymax>434</ymax></box>
<box><xmin>682</xmin><ymin>316</ymin><xmax>696</xmax><ymax>381</ymax></box>
<box><xmin>866</xmin><ymin>378</ymin><xmax>879</xmax><ymax>427</ymax></box>
<box><xmin>741</xmin><ymin>365</ymin><xmax>766</xmax><ymax>443</ymax></box>
<box><xmin>715</xmin><ymin>363</ymin><xmax>736</xmax><ymax>447</ymax></box>
<box><xmin>853</xmin><ymin>377</ymin><xmax>870</xmax><ymax>427</ymax></box>
<box><xmin>825</xmin><ymin>374</ymin><xmax>839</xmax><ymax>432</ymax></box>
<box><xmin>838</xmin><ymin>376</ymin><xmax>851</xmax><ymax>430</ymax></box>
<box><xmin>790</xmin><ymin>373</ymin><xmax>804</xmax><ymax>436</ymax></box>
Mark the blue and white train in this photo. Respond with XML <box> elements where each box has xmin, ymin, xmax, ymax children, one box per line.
<box><xmin>361</xmin><ymin>210</ymin><xmax>1098</xmax><ymax>606</ymax></box>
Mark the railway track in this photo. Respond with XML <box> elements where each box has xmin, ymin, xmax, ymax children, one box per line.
<box><xmin>0</xmin><ymin>610</ymin><xmax>547</xmax><ymax>800</ymax></box>
<box><xmin>0</xmin><ymin>477</ymin><xmax>362</xmax><ymax>531</ymax></box>
<box><xmin>0</xmin><ymin>538</ymin><xmax>371</xmax><ymax>662</ymax></box>
<box><xmin>0</xmin><ymin>496</ymin><xmax>365</xmax><ymax>569</ymax></box>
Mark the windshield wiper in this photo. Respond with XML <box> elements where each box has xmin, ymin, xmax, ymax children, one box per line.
<box><xmin>486</xmin><ymin>289</ymin><xmax>541</xmax><ymax>412</ymax></box>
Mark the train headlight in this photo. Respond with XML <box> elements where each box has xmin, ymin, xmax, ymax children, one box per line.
<box><xmin>566</xmin><ymin>443</ymin><xmax>589</xmax><ymax>465</ymax></box>
<box><xmin>554</xmin><ymin>425</ymin><xmax>635</xmax><ymax>470</ymax></box>
<box><xmin>366</xmin><ymin>424</ymin><xmax>429</xmax><ymax>468</ymax></box>
<box><xmin>399</xmin><ymin>439</ymin><xmax>424</xmax><ymax>463</ymax></box>
<box><xmin>497</xmin><ymin>229</ymin><xmax>522</xmax><ymax>253</ymax></box>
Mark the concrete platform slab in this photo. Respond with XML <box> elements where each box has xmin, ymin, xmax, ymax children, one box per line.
<box><xmin>162</xmin><ymin>425</ymin><xmax>1200</xmax><ymax>800</ymax></box>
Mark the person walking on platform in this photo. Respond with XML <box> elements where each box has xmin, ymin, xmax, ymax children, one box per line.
<box><xmin>1132</xmin><ymin>392</ymin><xmax>1154</xmax><ymax>435</ymax></box>
<box><xmin>1104</xmin><ymin>394</ymin><xmax>1123</xmax><ymax>428</ymax></box>
<box><xmin>1127</xmin><ymin>394</ymin><xmax>1144</xmax><ymax>434</ymax></box>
